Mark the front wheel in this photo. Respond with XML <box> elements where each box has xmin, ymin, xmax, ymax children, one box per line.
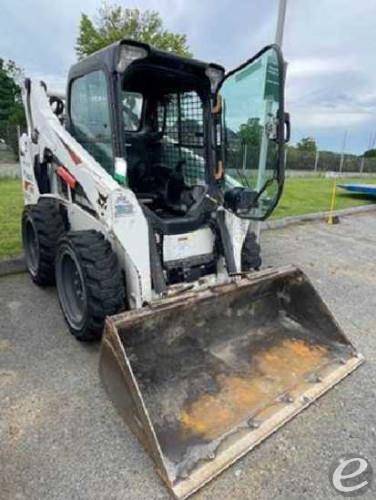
<box><xmin>55</xmin><ymin>231</ymin><xmax>125</xmax><ymax>341</ymax></box>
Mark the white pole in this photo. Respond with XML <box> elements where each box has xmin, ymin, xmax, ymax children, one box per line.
<box><xmin>339</xmin><ymin>130</ymin><xmax>348</xmax><ymax>174</ymax></box>
<box><xmin>256</xmin><ymin>0</ymin><xmax>288</xmax><ymax>242</ymax></box>
<box><xmin>314</xmin><ymin>149</ymin><xmax>320</xmax><ymax>172</ymax></box>
<box><xmin>243</xmin><ymin>143</ymin><xmax>247</xmax><ymax>171</ymax></box>
<box><xmin>275</xmin><ymin>0</ymin><xmax>288</xmax><ymax>47</ymax></box>
<box><xmin>16</xmin><ymin>125</ymin><xmax>21</xmax><ymax>160</ymax></box>
<box><xmin>371</xmin><ymin>131</ymin><xmax>376</xmax><ymax>149</ymax></box>
<box><xmin>368</xmin><ymin>131</ymin><xmax>373</xmax><ymax>149</ymax></box>
<box><xmin>360</xmin><ymin>155</ymin><xmax>365</xmax><ymax>173</ymax></box>
<box><xmin>360</xmin><ymin>133</ymin><xmax>371</xmax><ymax>173</ymax></box>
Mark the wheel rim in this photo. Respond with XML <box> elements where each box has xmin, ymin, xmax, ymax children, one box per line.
<box><xmin>24</xmin><ymin>218</ymin><xmax>39</xmax><ymax>274</ymax></box>
<box><xmin>56</xmin><ymin>248</ymin><xmax>87</xmax><ymax>331</ymax></box>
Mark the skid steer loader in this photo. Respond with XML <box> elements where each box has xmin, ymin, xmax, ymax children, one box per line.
<box><xmin>19</xmin><ymin>40</ymin><xmax>363</xmax><ymax>498</ymax></box>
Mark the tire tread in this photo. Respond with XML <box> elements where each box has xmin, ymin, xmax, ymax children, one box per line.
<box><xmin>23</xmin><ymin>199</ymin><xmax>65</xmax><ymax>285</ymax></box>
<box><xmin>56</xmin><ymin>230</ymin><xmax>125</xmax><ymax>341</ymax></box>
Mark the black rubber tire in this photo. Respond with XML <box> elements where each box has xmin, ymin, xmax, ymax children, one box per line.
<box><xmin>22</xmin><ymin>198</ymin><xmax>65</xmax><ymax>285</ymax></box>
<box><xmin>55</xmin><ymin>230</ymin><xmax>125</xmax><ymax>341</ymax></box>
<box><xmin>241</xmin><ymin>230</ymin><xmax>262</xmax><ymax>271</ymax></box>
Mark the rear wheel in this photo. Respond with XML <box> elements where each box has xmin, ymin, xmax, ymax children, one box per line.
<box><xmin>55</xmin><ymin>230</ymin><xmax>125</xmax><ymax>341</ymax></box>
<box><xmin>241</xmin><ymin>230</ymin><xmax>262</xmax><ymax>271</ymax></box>
<box><xmin>22</xmin><ymin>199</ymin><xmax>65</xmax><ymax>285</ymax></box>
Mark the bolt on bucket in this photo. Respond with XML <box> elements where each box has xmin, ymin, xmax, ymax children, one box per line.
<box><xmin>99</xmin><ymin>265</ymin><xmax>363</xmax><ymax>499</ymax></box>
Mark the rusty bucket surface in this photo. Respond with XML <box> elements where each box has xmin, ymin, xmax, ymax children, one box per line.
<box><xmin>99</xmin><ymin>265</ymin><xmax>363</xmax><ymax>499</ymax></box>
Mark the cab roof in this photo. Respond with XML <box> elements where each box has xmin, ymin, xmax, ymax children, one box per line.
<box><xmin>68</xmin><ymin>39</ymin><xmax>224</xmax><ymax>82</ymax></box>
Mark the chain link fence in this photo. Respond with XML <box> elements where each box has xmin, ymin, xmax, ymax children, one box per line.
<box><xmin>0</xmin><ymin>124</ymin><xmax>22</xmax><ymax>179</ymax></box>
<box><xmin>286</xmin><ymin>148</ymin><xmax>376</xmax><ymax>173</ymax></box>
<box><xmin>2</xmin><ymin>121</ymin><xmax>376</xmax><ymax>176</ymax></box>
<box><xmin>0</xmin><ymin>122</ymin><xmax>20</xmax><ymax>162</ymax></box>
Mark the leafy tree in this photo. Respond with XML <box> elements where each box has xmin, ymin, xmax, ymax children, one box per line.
<box><xmin>0</xmin><ymin>59</ymin><xmax>24</xmax><ymax>123</ymax></box>
<box><xmin>238</xmin><ymin>118</ymin><xmax>262</xmax><ymax>147</ymax></box>
<box><xmin>0</xmin><ymin>59</ymin><xmax>25</xmax><ymax>154</ymax></box>
<box><xmin>296</xmin><ymin>136</ymin><xmax>317</xmax><ymax>153</ymax></box>
<box><xmin>76</xmin><ymin>4</ymin><xmax>192</xmax><ymax>59</ymax></box>
<box><xmin>364</xmin><ymin>148</ymin><xmax>376</xmax><ymax>158</ymax></box>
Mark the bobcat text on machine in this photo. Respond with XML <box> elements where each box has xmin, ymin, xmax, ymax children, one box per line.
<box><xmin>19</xmin><ymin>39</ymin><xmax>363</xmax><ymax>498</ymax></box>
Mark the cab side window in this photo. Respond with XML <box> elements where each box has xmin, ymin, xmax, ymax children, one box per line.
<box><xmin>122</xmin><ymin>91</ymin><xmax>143</xmax><ymax>131</ymax></box>
<box><xmin>70</xmin><ymin>71</ymin><xmax>113</xmax><ymax>174</ymax></box>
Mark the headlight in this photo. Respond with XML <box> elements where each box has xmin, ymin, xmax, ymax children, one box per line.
<box><xmin>117</xmin><ymin>44</ymin><xmax>148</xmax><ymax>72</ymax></box>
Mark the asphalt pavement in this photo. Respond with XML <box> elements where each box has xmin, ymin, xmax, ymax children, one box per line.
<box><xmin>1</xmin><ymin>213</ymin><xmax>376</xmax><ymax>499</ymax></box>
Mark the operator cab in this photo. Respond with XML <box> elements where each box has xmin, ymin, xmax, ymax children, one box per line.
<box><xmin>66</xmin><ymin>40</ymin><xmax>287</xmax><ymax>225</ymax></box>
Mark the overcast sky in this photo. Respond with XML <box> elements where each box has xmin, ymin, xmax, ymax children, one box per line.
<box><xmin>2</xmin><ymin>0</ymin><xmax>376</xmax><ymax>153</ymax></box>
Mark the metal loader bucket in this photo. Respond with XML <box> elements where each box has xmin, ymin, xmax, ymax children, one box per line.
<box><xmin>99</xmin><ymin>265</ymin><xmax>363</xmax><ymax>499</ymax></box>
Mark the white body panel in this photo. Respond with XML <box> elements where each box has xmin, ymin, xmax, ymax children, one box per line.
<box><xmin>19</xmin><ymin>134</ymin><xmax>39</xmax><ymax>205</ymax></box>
<box><xmin>21</xmin><ymin>80</ymin><xmax>152</xmax><ymax>305</ymax></box>
<box><xmin>163</xmin><ymin>228</ymin><xmax>215</xmax><ymax>263</ymax></box>
<box><xmin>225</xmin><ymin>211</ymin><xmax>250</xmax><ymax>271</ymax></box>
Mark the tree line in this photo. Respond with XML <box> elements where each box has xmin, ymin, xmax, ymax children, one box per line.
<box><xmin>291</xmin><ymin>136</ymin><xmax>376</xmax><ymax>159</ymax></box>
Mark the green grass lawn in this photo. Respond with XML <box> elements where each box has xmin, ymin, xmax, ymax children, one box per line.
<box><xmin>273</xmin><ymin>177</ymin><xmax>376</xmax><ymax>218</ymax></box>
<box><xmin>0</xmin><ymin>176</ymin><xmax>376</xmax><ymax>260</ymax></box>
<box><xmin>0</xmin><ymin>178</ymin><xmax>23</xmax><ymax>259</ymax></box>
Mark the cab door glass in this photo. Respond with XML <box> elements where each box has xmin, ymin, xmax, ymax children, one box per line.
<box><xmin>70</xmin><ymin>70</ymin><xmax>114</xmax><ymax>174</ymax></box>
<box><xmin>220</xmin><ymin>47</ymin><xmax>283</xmax><ymax>218</ymax></box>
<box><xmin>122</xmin><ymin>91</ymin><xmax>143</xmax><ymax>131</ymax></box>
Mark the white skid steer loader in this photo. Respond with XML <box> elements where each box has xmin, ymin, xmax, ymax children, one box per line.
<box><xmin>20</xmin><ymin>40</ymin><xmax>363</xmax><ymax>498</ymax></box>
